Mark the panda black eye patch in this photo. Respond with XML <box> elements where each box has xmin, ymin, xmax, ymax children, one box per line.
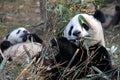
<box><xmin>82</xmin><ymin>23</ymin><xmax>89</xmax><ymax>31</ymax></box>
<box><xmin>16</xmin><ymin>30</ymin><xmax>21</xmax><ymax>34</ymax></box>
<box><xmin>68</xmin><ymin>26</ymin><xmax>73</xmax><ymax>36</ymax></box>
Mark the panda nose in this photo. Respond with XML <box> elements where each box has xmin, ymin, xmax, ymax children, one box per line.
<box><xmin>23</xmin><ymin>30</ymin><xmax>29</xmax><ymax>35</ymax></box>
<box><xmin>73</xmin><ymin>30</ymin><xmax>81</xmax><ymax>36</ymax></box>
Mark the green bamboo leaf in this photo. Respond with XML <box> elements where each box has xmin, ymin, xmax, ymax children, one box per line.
<box><xmin>78</xmin><ymin>15</ymin><xmax>90</xmax><ymax>29</ymax></box>
<box><xmin>0</xmin><ymin>58</ymin><xmax>7</xmax><ymax>73</ymax></box>
<box><xmin>78</xmin><ymin>15</ymin><xmax>83</xmax><ymax>26</ymax></box>
<box><xmin>24</xmin><ymin>46</ymin><xmax>31</xmax><ymax>59</ymax></box>
<box><xmin>58</xmin><ymin>4</ymin><xmax>63</xmax><ymax>15</ymax></box>
<box><xmin>92</xmin><ymin>66</ymin><xmax>103</xmax><ymax>74</ymax></box>
<box><xmin>84</xmin><ymin>36</ymin><xmax>95</xmax><ymax>41</ymax></box>
<box><xmin>84</xmin><ymin>41</ymin><xmax>89</xmax><ymax>51</ymax></box>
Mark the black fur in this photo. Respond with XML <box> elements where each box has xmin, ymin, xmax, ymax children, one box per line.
<box><xmin>0</xmin><ymin>41</ymin><xmax>12</xmax><ymax>63</ymax></box>
<box><xmin>16</xmin><ymin>30</ymin><xmax>21</xmax><ymax>34</ymax></box>
<box><xmin>49</xmin><ymin>37</ymin><xmax>116</xmax><ymax>79</ymax></box>
<box><xmin>22</xmin><ymin>33</ymin><xmax>28</xmax><ymax>42</ymax></box>
<box><xmin>93</xmin><ymin>10</ymin><xmax>106</xmax><ymax>23</ymax></box>
<box><xmin>20</xmin><ymin>33</ymin><xmax>43</xmax><ymax>44</ymax></box>
<box><xmin>68</xmin><ymin>26</ymin><xmax>73</xmax><ymax>36</ymax></box>
<box><xmin>115</xmin><ymin>5</ymin><xmax>120</xmax><ymax>11</ymax></box>
<box><xmin>0</xmin><ymin>41</ymin><xmax>12</xmax><ymax>52</ymax></box>
<box><xmin>82</xmin><ymin>23</ymin><xmax>89</xmax><ymax>31</ymax></box>
<box><xmin>28</xmin><ymin>33</ymin><xmax>43</xmax><ymax>44</ymax></box>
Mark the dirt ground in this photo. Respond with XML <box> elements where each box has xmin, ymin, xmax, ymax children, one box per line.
<box><xmin>0</xmin><ymin>0</ymin><xmax>45</xmax><ymax>40</ymax></box>
<box><xmin>0</xmin><ymin>0</ymin><xmax>120</xmax><ymax>79</ymax></box>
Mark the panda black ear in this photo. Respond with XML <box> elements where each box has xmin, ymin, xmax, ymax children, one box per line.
<box><xmin>93</xmin><ymin>10</ymin><xmax>106</xmax><ymax>23</ymax></box>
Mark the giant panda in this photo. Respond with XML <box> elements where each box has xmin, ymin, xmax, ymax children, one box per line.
<box><xmin>0</xmin><ymin>38</ymin><xmax>43</xmax><ymax>64</ymax></box>
<box><xmin>64</xmin><ymin>10</ymin><xmax>106</xmax><ymax>47</ymax></box>
<box><xmin>0</xmin><ymin>27</ymin><xmax>43</xmax><ymax>64</ymax></box>
<box><xmin>0</xmin><ymin>27</ymin><xmax>43</xmax><ymax>52</ymax></box>
<box><xmin>48</xmin><ymin>37</ymin><xmax>117</xmax><ymax>80</ymax></box>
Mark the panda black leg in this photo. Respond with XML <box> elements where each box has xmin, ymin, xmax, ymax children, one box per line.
<box><xmin>28</xmin><ymin>33</ymin><xmax>43</xmax><ymax>44</ymax></box>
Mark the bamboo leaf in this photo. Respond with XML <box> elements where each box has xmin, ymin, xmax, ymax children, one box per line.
<box><xmin>0</xmin><ymin>58</ymin><xmax>7</xmax><ymax>73</ymax></box>
<box><xmin>92</xmin><ymin>66</ymin><xmax>103</xmax><ymax>74</ymax></box>
<box><xmin>78</xmin><ymin>15</ymin><xmax>90</xmax><ymax>29</ymax></box>
<box><xmin>23</xmin><ymin>45</ymin><xmax>31</xmax><ymax>59</ymax></box>
<box><xmin>58</xmin><ymin>4</ymin><xmax>63</xmax><ymax>15</ymax></box>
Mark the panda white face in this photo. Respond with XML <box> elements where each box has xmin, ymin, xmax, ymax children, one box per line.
<box><xmin>64</xmin><ymin>10</ymin><xmax>106</xmax><ymax>46</ymax></box>
<box><xmin>6</xmin><ymin>27</ymin><xmax>30</xmax><ymax>45</ymax></box>
<box><xmin>64</xmin><ymin>14</ymin><xmax>89</xmax><ymax>41</ymax></box>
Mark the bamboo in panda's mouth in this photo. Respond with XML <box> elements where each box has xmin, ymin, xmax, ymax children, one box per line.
<box><xmin>76</xmin><ymin>37</ymin><xmax>81</xmax><ymax>40</ymax></box>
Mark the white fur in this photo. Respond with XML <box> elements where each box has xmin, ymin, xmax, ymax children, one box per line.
<box><xmin>3</xmin><ymin>42</ymin><xmax>43</xmax><ymax>64</ymax></box>
<box><xmin>5</xmin><ymin>27</ymin><xmax>30</xmax><ymax>45</ymax></box>
<box><xmin>64</xmin><ymin>14</ymin><xmax>105</xmax><ymax>47</ymax></box>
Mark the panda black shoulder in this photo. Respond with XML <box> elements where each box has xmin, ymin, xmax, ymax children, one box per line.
<box><xmin>0</xmin><ymin>41</ymin><xmax>12</xmax><ymax>52</ymax></box>
<box><xmin>93</xmin><ymin>10</ymin><xmax>106</xmax><ymax>23</ymax></box>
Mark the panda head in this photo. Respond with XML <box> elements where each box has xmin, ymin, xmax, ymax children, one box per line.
<box><xmin>5</xmin><ymin>27</ymin><xmax>30</xmax><ymax>45</ymax></box>
<box><xmin>64</xmin><ymin>10</ymin><xmax>105</xmax><ymax>46</ymax></box>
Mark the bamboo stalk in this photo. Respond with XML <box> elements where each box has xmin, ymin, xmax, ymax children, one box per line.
<box><xmin>59</xmin><ymin>49</ymin><xmax>80</xmax><ymax>80</ymax></box>
<box><xmin>15</xmin><ymin>57</ymin><xmax>36</xmax><ymax>80</ymax></box>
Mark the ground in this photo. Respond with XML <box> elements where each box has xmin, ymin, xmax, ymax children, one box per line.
<box><xmin>0</xmin><ymin>0</ymin><xmax>44</xmax><ymax>40</ymax></box>
<box><xmin>101</xmin><ymin>2</ymin><xmax>120</xmax><ymax>66</ymax></box>
<box><xmin>0</xmin><ymin>0</ymin><xmax>120</xmax><ymax>79</ymax></box>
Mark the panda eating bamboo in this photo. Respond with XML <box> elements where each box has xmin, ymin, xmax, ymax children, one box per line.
<box><xmin>47</xmin><ymin>10</ymin><xmax>118</xmax><ymax>79</ymax></box>
<box><xmin>64</xmin><ymin>10</ymin><xmax>106</xmax><ymax>47</ymax></box>
<box><xmin>0</xmin><ymin>27</ymin><xmax>43</xmax><ymax>64</ymax></box>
